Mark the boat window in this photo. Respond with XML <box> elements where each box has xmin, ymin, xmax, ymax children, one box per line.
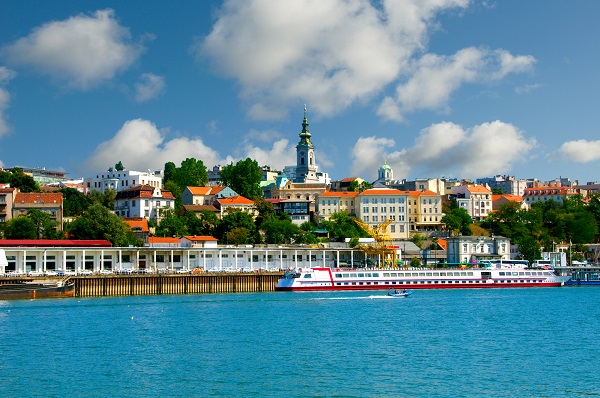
<box><xmin>391</xmin><ymin>273</ymin><xmax>397</xmax><ymax>277</ymax></box>
<box><xmin>433</xmin><ymin>273</ymin><xmax>439</xmax><ymax>276</ymax></box>
<box><xmin>426</xmin><ymin>272</ymin><xmax>432</xmax><ymax>276</ymax></box>
<box><xmin>512</xmin><ymin>272</ymin><xmax>518</xmax><ymax>276</ymax></box>
<box><xmin>519</xmin><ymin>272</ymin><xmax>525</xmax><ymax>276</ymax></box>
<box><xmin>373</xmin><ymin>273</ymin><xmax>379</xmax><ymax>277</ymax></box>
<box><xmin>525</xmin><ymin>272</ymin><xmax>531</xmax><ymax>276</ymax></box>
<box><xmin>467</xmin><ymin>272</ymin><xmax>473</xmax><ymax>276</ymax></box>
<box><xmin>440</xmin><ymin>272</ymin><xmax>446</xmax><ymax>276</ymax></box>
<box><xmin>359</xmin><ymin>282</ymin><xmax>364</xmax><ymax>285</ymax></box>
<box><xmin>358</xmin><ymin>273</ymin><xmax>364</xmax><ymax>277</ymax></box>
<box><xmin>365</xmin><ymin>273</ymin><xmax>371</xmax><ymax>277</ymax></box>
<box><xmin>303</xmin><ymin>274</ymin><xmax>312</xmax><ymax>278</ymax></box>
<box><xmin>499</xmin><ymin>272</ymin><xmax>505</xmax><ymax>276</ymax></box>
<box><xmin>419</xmin><ymin>273</ymin><xmax>425</xmax><ymax>276</ymax></box>
<box><xmin>335</xmin><ymin>274</ymin><xmax>342</xmax><ymax>278</ymax></box>
<box><xmin>351</xmin><ymin>282</ymin><xmax>356</xmax><ymax>285</ymax></box>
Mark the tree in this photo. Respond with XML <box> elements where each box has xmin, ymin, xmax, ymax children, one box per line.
<box><xmin>219</xmin><ymin>158</ymin><xmax>263</xmax><ymax>200</ymax></box>
<box><xmin>155</xmin><ymin>208</ymin><xmax>188</xmax><ymax>237</ymax></box>
<box><xmin>2</xmin><ymin>216</ymin><xmax>37</xmax><ymax>239</ymax></box>
<box><xmin>260</xmin><ymin>217</ymin><xmax>300</xmax><ymax>244</ymax></box>
<box><xmin>320</xmin><ymin>211</ymin><xmax>367</xmax><ymax>241</ymax></box>
<box><xmin>163</xmin><ymin>158</ymin><xmax>208</xmax><ymax>209</ymax></box>
<box><xmin>517</xmin><ymin>235</ymin><xmax>541</xmax><ymax>264</ymax></box>
<box><xmin>88</xmin><ymin>189</ymin><xmax>117</xmax><ymax>210</ymax></box>
<box><xmin>59</xmin><ymin>187</ymin><xmax>92</xmax><ymax>217</ymax></box>
<box><xmin>115</xmin><ymin>161</ymin><xmax>125</xmax><ymax>171</ymax></box>
<box><xmin>26</xmin><ymin>209</ymin><xmax>62</xmax><ymax>239</ymax></box>
<box><xmin>66</xmin><ymin>203</ymin><xmax>142</xmax><ymax>246</ymax></box>
<box><xmin>216</xmin><ymin>210</ymin><xmax>257</xmax><ymax>244</ymax></box>
<box><xmin>254</xmin><ymin>198</ymin><xmax>275</xmax><ymax>227</ymax></box>
<box><xmin>182</xmin><ymin>210</ymin><xmax>220</xmax><ymax>237</ymax></box>
<box><xmin>442</xmin><ymin>208</ymin><xmax>472</xmax><ymax>236</ymax></box>
<box><xmin>0</xmin><ymin>168</ymin><xmax>39</xmax><ymax>192</ymax></box>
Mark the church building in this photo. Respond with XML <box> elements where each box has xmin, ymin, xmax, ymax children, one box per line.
<box><xmin>283</xmin><ymin>106</ymin><xmax>329</xmax><ymax>184</ymax></box>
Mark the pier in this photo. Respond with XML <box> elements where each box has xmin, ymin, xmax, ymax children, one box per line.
<box><xmin>71</xmin><ymin>272</ymin><xmax>283</xmax><ymax>297</ymax></box>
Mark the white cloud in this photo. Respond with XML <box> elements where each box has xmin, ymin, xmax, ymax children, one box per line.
<box><xmin>197</xmin><ymin>0</ymin><xmax>471</xmax><ymax>120</ymax></box>
<box><xmin>515</xmin><ymin>83</ymin><xmax>542</xmax><ymax>94</ymax></box>
<box><xmin>84</xmin><ymin>119</ymin><xmax>223</xmax><ymax>173</ymax></box>
<box><xmin>2</xmin><ymin>9</ymin><xmax>144</xmax><ymax>89</ymax></box>
<box><xmin>351</xmin><ymin>120</ymin><xmax>536</xmax><ymax>180</ymax></box>
<box><xmin>559</xmin><ymin>139</ymin><xmax>600</xmax><ymax>163</ymax></box>
<box><xmin>197</xmin><ymin>0</ymin><xmax>533</xmax><ymax>123</ymax></box>
<box><xmin>382</xmin><ymin>47</ymin><xmax>536</xmax><ymax>121</ymax></box>
<box><xmin>134</xmin><ymin>73</ymin><xmax>165</xmax><ymax>102</ymax></box>
<box><xmin>0</xmin><ymin>66</ymin><xmax>16</xmax><ymax>137</ymax></box>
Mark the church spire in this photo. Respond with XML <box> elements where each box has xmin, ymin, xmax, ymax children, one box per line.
<box><xmin>298</xmin><ymin>104</ymin><xmax>312</xmax><ymax>146</ymax></box>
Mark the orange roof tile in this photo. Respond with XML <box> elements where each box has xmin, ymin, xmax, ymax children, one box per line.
<box><xmin>188</xmin><ymin>186</ymin><xmax>213</xmax><ymax>195</ymax></box>
<box><xmin>319</xmin><ymin>191</ymin><xmax>360</xmax><ymax>197</ymax></box>
<box><xmin>183</xmin><ymin>235</ymin><xmax>218</xmax><ymax>242</ymax></box>
<box><xmin>148</xmin><ymin>237</ymin><xmax>180</xmax><ymax>244</ymax></box>
<box><xmin>123</xmin><ymin>218</ymin><xmax>149</xmax><ymax>232</ymax></box>
<box><xmin>217</xmin><ymin>195</ymin><xmax>254</xmax><ymax>205</ymax></box>
<box><xmin>466</xmin><ymin>185</ymin><xmax>492</xmax><ymax>193</ymax></box>
<box><xmin>14</xmin><ymin>192</ymin><xmax>63</xmax><ymax>204</ymax></box>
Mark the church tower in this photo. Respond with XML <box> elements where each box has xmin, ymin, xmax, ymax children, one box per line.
<box><xmin>294</xmin><ymin>106</ymin><xmax>319</xmax><ymax>183</ymax></box>
<box><xmin>378</xmin><ymin>160</ymin><xmax>393</xmax><ymax>183</ymax></box>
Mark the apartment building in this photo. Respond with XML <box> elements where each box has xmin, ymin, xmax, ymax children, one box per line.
<box><xmin>355</xmin><ymin>188</ymin><xmax>409</xmax><ymax>240</ymax></box>
<box><xmin>316</xmin><ymin>191</ymin><xmax>360</xmax><ymax>221</ymax></box>
<box><xmin>450</xmin><ymin>184</ymin><xmax>493</xmax><ymax>221</ymax></box>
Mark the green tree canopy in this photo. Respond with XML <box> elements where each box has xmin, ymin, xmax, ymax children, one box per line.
<box><xmin>219</xmin><ymin>158</ymin><xmax>263</xmax><ymax>200</ymax></box>
<box><xmin>155</xmin><ymin>208</ymin><xmax>188</xmax><ymax>237</ymax></box>
<box><xmin>184</xmin><ymin>210</ymin><xmax>220</xmax><ymax>236</ymax></box>
<box><xmin>2</xmin><ymin>216</ymin><xmax>37</xmax><ymax>239</ymax></box>
<box><xmin>26</xmin><ymin>209</ymin><xmax>63</xmax><ymax>239</ymax></box>
<box><xmin>260</xmin><ymin>217</ymin><xmax>300</xmax><ymax>244</ymax></box>
<box><xmin>115</xmin><ymin>161</ymin><xmax>125</xmax><ymax>171</ymax></box>
<box><xmin>216</xmin><ymin>210</ymin><xmax>257</xmax><ymax>244</ymax></box>
<box><xmin>59</xmin><ymin>187</ymin><xmax>92</xmax><ymax>217</ymax></box>
<box><xmin>88</xmin><ymin>189</ymin><xmax>117</xmax><ymax>210</ymax></box>
<box><xmin>66</xmin><ymin>203</ymin><xmax>142</xmax><ymax>246</ymax></box>
<box><xmin>0</xmin><ymin>168</ymin><xmax>39</xmax><ymax>192</ymax></box>
<box><xmin>442</xmin><ymin>207</ymin><xmax>472</xmax><ymax>236</ymax></box>
<box><xmin>320</xmin><ymin>211</ymin><xmax>368</xmax><ymax>241</ymax></box>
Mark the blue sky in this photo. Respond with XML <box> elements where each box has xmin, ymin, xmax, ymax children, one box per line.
<box><xmin>1</xmin><ymin>1</ymin><xmax>600</xmax><ymax>184</ymax></box>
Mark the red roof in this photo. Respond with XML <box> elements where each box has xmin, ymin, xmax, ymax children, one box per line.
<box><xmin>123</xmin><ymin>218</ymin><xmax>149</xmax><ymax>232</ymax></box>
<box><xmin>0</xmin><ymin>239</ymin><xmax>112</xmax><ymax>247</ymax></box>
<box><xmin>148</xmin><ymin>237</ymin><xmax>180</xmax><ymax>244</ymax></box>
<box><xmin>319</xmin><ymin>191</ymin><xmax>360</xmax><ymax>198</ymax></box>
<box><xmin>14</xmin><ymin>192</ymin><xmax>63</xmax><ymax>204</ymax></box>
<box><xmin>183</xmin><ymin>236</ymin><xmax>218</xmax><ymax>242</ymax></box>
<box><xmin>361</xmin><ymin>188</ymin><xmax>406</xmax><ymax>195</ymax></box>
<box><xmin>217</xmin><ymin>195</ymin><xmax>254</xmax><ymax>205</ymax></box>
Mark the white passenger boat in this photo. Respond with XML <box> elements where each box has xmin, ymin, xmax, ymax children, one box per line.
<box><xmin>275</xmin><ymin>266</ymin><xmax>571</xmax><ymax>291</ymax></box>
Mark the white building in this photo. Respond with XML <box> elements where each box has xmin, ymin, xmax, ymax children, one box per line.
<box><xmin>446</xmin><ymin>236</ymin><xmax>511</xmax><ymax>264</ymax></box>
<box><xmin>114</xmin><ymin>185</ymin><xmax>175</xmax><ymax>222</ymax></box>
<box><xmin>83</xmin><ymin>169</ymin><xmax>163</xmax><ymax>193</ymax></box>
<box><xmin>450</xmin><ymin>184</ymin><xmax>493</xmax><ymax>221</ymax></box>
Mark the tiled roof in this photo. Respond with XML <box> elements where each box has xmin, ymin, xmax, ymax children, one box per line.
<box><xmin>161</xmin><ymin>190</ymin><xmax>175</xmax><ymax>200</ymax></box>
<box><xmin>148</xmin><ymin>236</ymin><xmax>180</xmax><ymax>244</ymax></box>
<box><xmin>217</xmin><ymin>195</ymin><xmax>254</xmax><ymax>205</ymax></box>
<box><xmin>14</xmin><ymin>192</ymin><xmax>63</xmax><ymax>204</ymax></box>
<box><xmin>361</xmin><ymin>188</ymin><xmax>406</xmax><ymax>195</ymax></box>
<box><xmin>341</xmin><ymin>177</ymin><xmax>359</xmax><ymax>182</ymax></box>
<box><xmin>407</xmin><ymin>190</ymin><xmax>439</xmax><ymax>196</ymax></box>
<box><xmin>123</xmin><ymin>218</ymin><xmax>149</xmax><ymax>232</ymax></box>
<box><xmin>188</xmin><ymin>186</ymin><xmax>212</xmax><ymax>195</ymax></box>
<box><xmin>183</xmin><ymin>235</ymin><xmax>218</xmax><ymax>242</ymax></box>
<box><xmin>466</xmin><ymin>185</ymin><xmax>492</xmax><ymax>193</ymax></box>
<box><xmin>319</xmin><ymin>191</ymin><xmax>360</xmax><ymax>197</ymax></box>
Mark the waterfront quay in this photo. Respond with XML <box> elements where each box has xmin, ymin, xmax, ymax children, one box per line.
<box><xmin>72</xmin><ymin>272</ymin><xmax>284</xmax><ymax>297</ymax></box>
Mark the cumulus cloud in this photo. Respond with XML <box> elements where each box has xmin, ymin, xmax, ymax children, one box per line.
<box><xmin>0</xmin><ymin>66</ymin><xmax>16</xmax><ymax>137</ymax></box>
<box><xmin>84</xmin><ymin>119</ymin><xmax>311</xmax><ymax>175</ymax></box>
<box><xmin>197</xmin><ymin>0</ymin><xmax>472</xmax><ymax>120</ymax></box>
<box><xmin>84</xmin><ymin>119</ymin><xmax>223</xmax><ymax>173</ymax></box>
<box><xmin>134</xmin><ymin>73</ymin><xmax>165</xmax><ymax>102</ymax></box>
<box><xmin>197</xmin><ymin>0</ymin><xmax>533</xmax><ymax>122</ymax></box>
<box><xmin>559</xmin><ymin>139</ymin><xmax>600</xmax><ymax>163</ymax></box>
<box><xmin>351</xmin><ymin>120</ymin><xmax>536</xmax><ymax>180</ymax></box>
<box><xmin>378</xmin><ymin>47</ymin><xmax>536</xmax><ymax>121</ymax></box>
<box><xmin>2</xmin><ymin>9</ymin><xmax>144</xmax><ymax>89</ymax></box>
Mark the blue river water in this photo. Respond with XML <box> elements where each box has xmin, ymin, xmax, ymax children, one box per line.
<box><xmin>1</xmin><ymin>287</ymin><xmax>599</xmax><ymax>398</ymax></box>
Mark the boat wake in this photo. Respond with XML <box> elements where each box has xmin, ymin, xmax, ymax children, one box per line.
<box><xmin>309</xmin><ymin>295</ymin><xmax>403</xmax><ymax>301</ymax></box>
